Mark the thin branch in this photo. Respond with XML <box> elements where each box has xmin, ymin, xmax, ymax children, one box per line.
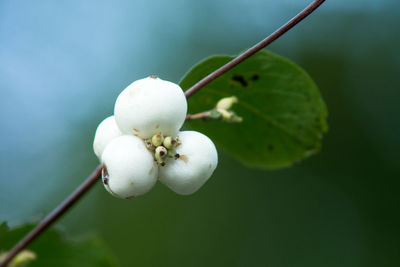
<box><xmin>0</xmin><ymin>166</ymin><xmax>102</xmax><ymax>267</ymax></box>
<box><xmin>184</xmin><ymin>0</ymin><xmax>326</xmax><ymax>98</ymax></box>
<box><xmin>0</xmin><ymin>1</ymin><xmax>325</xmax><ymax>266</ymax></box>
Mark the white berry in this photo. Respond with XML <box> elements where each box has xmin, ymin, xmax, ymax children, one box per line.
<box><xmin>93</xmin><ymin>116</ymin><xmax>123</xmax><ymax>161</ymax></box>
<box><xmin>114</xmin><ymin>76</ymin><xmax>187</xmax><ymax>139</ymax></box>
<box><xmin>158</xmin><ymin>131</ymin><xmax>218</xmax><ymax>195</ymax></box>
<box><xmin>101</xmin><ymin>135</ymin><xmax>158</xmax><ymax>199</ymax></box>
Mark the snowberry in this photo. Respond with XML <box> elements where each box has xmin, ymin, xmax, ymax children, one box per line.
<box><xmin>93</xmin><ymin>116</ymin><xmax>122</xmax><ymax>160</ymax></box>
<box><xmin>101</xmin><ymin>135</ymin><xmax>158</xmax><ymax>199</ymax></box>
<box><xmin>158</xmin><ymin>131</ymin><xmax>218</xmax><ymax>195</ymax></box>
<box><xmin>114</xmin><ymin>76</ymin><xmax>187</xmax><ymax>139</ymax></box>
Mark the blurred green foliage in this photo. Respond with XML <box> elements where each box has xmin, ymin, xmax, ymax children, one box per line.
<box><xmin>0</xmin><ymin>0</ymin><xmax>399</xmax><ymax>266</ymax></box>
<box><xmin>181</xmin><ymin>50</ymin><xmax>327</xmax><ymax>169</ymax></box>
<box><xmin>0</xmin><ymin>222</ymin><xmax>118</xmax><ymax>267</ymax></box>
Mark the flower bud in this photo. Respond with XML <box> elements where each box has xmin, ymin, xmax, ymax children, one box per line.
<box><xmin>217</xmin><ymin>109</ymin><xmax>243</xmax><ymax>123</ymax></box>
<box><xmin>145</xmin><ymin>139</ymin><xmax>155</xmax><ymax>151</ymax></box>
<box><xmin>151</xmin><ymin>133</ymin><xmax>164</xmax><ymax>147</ymax></box>
<box><xmin>217</xmin><ymin>109</ymin><xmax>233</xmax><ymax>120</ymax></box>
<box><xmin>163</xmin><ymin>136</ymin><xmax>178</xmax><ymax>149</ymax></box>
<box><xmin>167</xmin><ymin>148</ymin><xmax>180</xmax><ymax>159</ymax></box>
<box><xmin>155</xmin><ymin>146</ymin><xmax>168</xmax><ymax>166</ymax></box>
<box><xmin>0</xmin><ymin>250</ymin><xmax>36</xmax><ymax>267</ymax></box>
<box><xmin>216</xmin><ymin>96</ymin><xmax>238</xmax><ymax>110</ymax></box>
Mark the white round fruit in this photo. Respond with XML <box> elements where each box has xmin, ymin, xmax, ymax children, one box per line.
<box><xmin>101</xmin><ymin>135</ymin><xmax>158</xmax><ymax>199</ymax></box>
<box><xmin>114</xmin><ymin>76</ymin><xmax>187</xmax><ymax>139</ymax></box>
<box><xmin>158</xmin><ymin>131</ymin><xmax>218</xmax><ymax>195</ymax></box>
<box><xmin>93</xmin><ymin>116</ymin><xmax>123</xmax><ymax>161</ymax></box>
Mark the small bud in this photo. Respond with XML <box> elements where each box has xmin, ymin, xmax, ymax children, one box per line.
<box><xmin>175</xmin><ymin>137</ymin><xmax>182</xmax><ymax>147</ymax></box>
<box><xmin>217</xmin><ymin>109</ymin><xmax>243</xmax><ymax>123</ymax></box>
<box><xmin>156</xmin><ymin>146</ymin><xmax>167</xmax><ymax>157</ymax></box>
<box><xmin>155</xmin><ymin>146</ymin><xmax>168</xmax><ymax>165</ymax></box>
<box><xmin>163</xmin><ymin>136</ymin><xmax>179</xmax><ymax>149</ymax></box>
<box><xmin>145</xmin><ymin>139</ymin><xmax>155</xmax><ymax>151</ymax></box>
<box><xmin>167</xmin><ymin>148</ymin><xmax>179</xmax><ymax>159</ymax></box>
<box><xmin>0</xmin><ymin>250</ymin><xmax>36</xmax><ymax>267</ymax></box>
<box><xmin>216</xmin><ymin>96</ymin><xmax>238</xmax><ymax>110</ymax></box>
<box><xmin>151</xmin><ymin>133</ymin><xmax>164</xmax><ymax>147</ymax></box>
<box><xmin>217</xmin><ymin>108</ymin><xmax>233</xmax><ymax>120</ymax></box>
<box><xmin>229</xmin><ymin>112</ymin><xmax>243</xmax><ymax>123</ymax></box>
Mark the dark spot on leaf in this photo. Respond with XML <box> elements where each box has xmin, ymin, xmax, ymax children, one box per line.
<box><xmin>268</xmin><ymin>144</ymin><xmax>274</xmax><ymax>151</ymax></box>
<box><xmin>232</xmin><ymin>74</ymin><xmax>248</xmax><ymax>87</ymax></box>
<box><xmin>251</xmin><ymin>74</ymin><xmax>259</xmax><ymax>81</ymax></box>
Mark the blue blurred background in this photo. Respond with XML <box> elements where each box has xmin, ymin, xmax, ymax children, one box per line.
<box><xmin>1</xmin><ymin>0</ymin><xmax>399</xmax><ymax>266</ymax></box>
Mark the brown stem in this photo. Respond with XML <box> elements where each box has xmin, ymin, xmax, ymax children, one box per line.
<box><xmin>184</xmin><ymin>0</ymin><xmax>326</xmax><ymax>98</ymax></box>
<box><xmin>0</xmin><ymin>1</ymin><xmax>325</xmax><ymax>266</ymax></box>
<box><xmin>185</xmin><ymin>111</ymin><xmax>211</xmax><ymax>121</ymax></box>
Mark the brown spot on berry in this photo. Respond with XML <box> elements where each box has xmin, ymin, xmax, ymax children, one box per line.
<box><xmin>102</xmin><ymin>164</ymin><xmax>109</xmax><ymax>184</ymax></box>
<box><xmin>126</xmin><ymin>195</ymin><xmax>136</xmax><ymax>199</ymax></box>
<box><xmin>180</xmin><ymin>155</ymin><xmax>188</xmax><ymax>163</ymax></box>
<box><xmin>150</xmin><ymin>75</ymin><xmax>158</xmax><ymax>79</ymax></box>
<box><xmin>130</xmin><ymin>181</ymin><xmax>134</xmax><ymax>186</ymax></box>
<box><xmin>133</xmin><ymin>128</ymin><xmax>139</xmax><ymax>132</ymax></box>
<box><xmin>155</xmin><ymin>123</ymin><xmax>160</xmax><ymax>129</ymax></box>
<box><xmin>149</xmin><ymin>167</ymin><xmax>154</xmax><ymax>174</ymax></box>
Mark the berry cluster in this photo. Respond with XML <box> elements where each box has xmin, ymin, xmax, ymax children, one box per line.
<box><xmin>93</xmin><ymin>76</ymin><xmax>218</xmax><ymax>199</ymax></box>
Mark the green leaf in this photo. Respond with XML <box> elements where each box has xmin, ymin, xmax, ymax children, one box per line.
<box><xmin>180</xmin><ymin>50</ymin><xmax>328</xmax><ymax>169</ymax></box>
<box><xmin>0</xmin><ymin>222</ymin><xmax>119</xmax><ymax>267</ymax></box>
